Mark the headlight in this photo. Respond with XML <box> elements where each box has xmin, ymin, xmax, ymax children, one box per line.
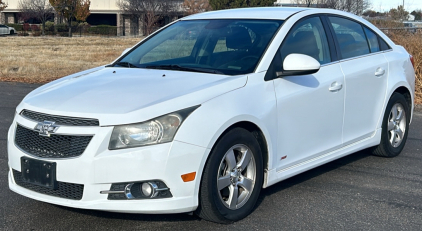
<box><xmin>109</xmin><ymin>106</ymin><xmax>199</xmax><ymax>150</ymax></box>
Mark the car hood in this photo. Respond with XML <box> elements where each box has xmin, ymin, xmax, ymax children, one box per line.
<box><xmin>17</xmin><ymin>66</ymin><xmax>247</xmax><ymax>126</ymax></box>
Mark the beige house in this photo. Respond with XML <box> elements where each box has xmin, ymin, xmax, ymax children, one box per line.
<box><xmin>0</xmin><ymin>0</ymin><xmax>184</xmax><ymax>36</ymax></box>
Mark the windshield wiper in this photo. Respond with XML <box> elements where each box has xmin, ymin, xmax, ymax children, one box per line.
<box><xmin>111</xmin><ymin>62</ymin><xmax>138</xmax><ymax>68</ymax></box>
<box><xmin>145</xmin><ymin>64</ymin><xmax>223</xmax><ymax>74</ymax></box>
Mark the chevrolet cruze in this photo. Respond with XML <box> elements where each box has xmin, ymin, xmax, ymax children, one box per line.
<box><xmin>8</xmin><ymin>7</ymin><xmax>415</xmax><ymax>223</ymax></box>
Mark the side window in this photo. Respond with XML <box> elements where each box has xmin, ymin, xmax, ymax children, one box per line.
<box><xmin>363</xmin><ymin>27</ymin><xmax>380</xmax><ymax>53</ymax></box>
<box><xmin>280</xmin><ymin>16</ymin><xmax>331</xmax><ymax>65</ymax></box>
<box><xmin>379</xmin><ymin>37</ymin><xmax>391</xmax><ymax>51</ymax></box>
<box><xmin>329</xmin><ymin>16</ymin><xmax>370</xmax><ymax>59</ymax></box>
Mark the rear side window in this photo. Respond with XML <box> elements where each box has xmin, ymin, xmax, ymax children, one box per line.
<box><xmin>329</xmin><ymin>16</ymin><xmax>370</xmax><ymax>59</ymax></box>
<box><xmin>379</xmin><ymin>37</ymin><xmax>391</xmax><ymax>51</ymax></box>
<box><xmin>363</xmin><ymin>27</ymin><xmax>380</xmax><ymax>53</ymax></box>
<box><xmin>280</xmin><ymin>16</ymin><xmax>331</xmax><ymax>65</ymax></box>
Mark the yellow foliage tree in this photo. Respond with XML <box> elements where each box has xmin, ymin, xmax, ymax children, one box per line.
<box><xmin>49</xmin><ymin>0</ymin><xmax>91</xmax><ymax>37</ymax></box>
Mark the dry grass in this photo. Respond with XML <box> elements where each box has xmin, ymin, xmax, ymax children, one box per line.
<box><xmin>0</xmin><ymin>37</ymin><xmax>142</xmax><ymax>83</ymax></box>
<box><xmin>389</xmin><ymin>33</ymin><xmax>422</xmax><ymax>104</ymax></box>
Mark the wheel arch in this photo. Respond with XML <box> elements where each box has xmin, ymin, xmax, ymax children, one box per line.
<box><xmin>216</xmin><ymin>121</ymin><xmax>270</xmax><ymax>172</ymax></box>
<box><xmin>199</xmin><ymin>120</ymin><xmax>271</xmax><ymax>190</ymax></box>
<box><xmin>393</xmin><ymin>86</ymin><xmax>413</xmax><ymax>112</ymax></box>
<box><xmin>378</xmin><ymin>84</ymin><xmax>414</xmax><ymax>129</ymax></box>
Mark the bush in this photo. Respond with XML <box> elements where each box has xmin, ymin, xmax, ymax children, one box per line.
<box><xmin>44</xmin><ymin>21</ymin><xmax>55</xmax><ymax>35</ymax></box>
<box><xmin>56</xmin><ymin>23</ymin><xmax>68</xmax><ymax>32</ymax></box>
<box><xmin>31</xmin><ymin>24</ymin><xmax>40</xmax><ymax>32</ymax></box>
<box><xmin>23</xmin><ymin>23</ymin><xmax>30</xmax><ymax>31</ymax></box>
<box><xmin>6</xmin><ymin>23</ymin><xmax>23</xmax><ymax>31</ymax></box>
<box><xmin>88</xmin><ymin>25</ymin><xmax>117</xmax><ymax>36</ymax></box>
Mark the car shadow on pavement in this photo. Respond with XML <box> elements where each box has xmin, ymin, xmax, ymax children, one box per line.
<box><xmin>53</xmin><ymin>149</ymin><xmax>372</xmax><ymax>223</ymax></box>
<box><xmin>54</xmin><ymin>205</ymin><xmax>201</xmax><ymax>222</ymax></box>
<box><xmin>254</xmin><ymin>149</ymin><xmax>372</xmax><ymax>208</ymax></box>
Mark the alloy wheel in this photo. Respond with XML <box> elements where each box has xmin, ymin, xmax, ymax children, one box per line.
<box><xmin>217</xmin><ymin>144</ymin><xmax>256</xmax><ymax>210</ymax></box>
<box><xmin>388</xmin><ymin>103</ymin><xmax>407</xmax><ymax>148</ymax></box>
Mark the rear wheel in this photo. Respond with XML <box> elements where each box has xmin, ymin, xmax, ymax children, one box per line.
<box><xmin>196</xmin><ymin>127</ymin><xmax>263</xmax><ymax>223</ymax></box>
<box><xmin>372</xmin><ymin>93</ymin><xmax>410</xmax><ymax>157</ymax></box>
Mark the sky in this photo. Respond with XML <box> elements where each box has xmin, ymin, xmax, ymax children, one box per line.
<box><xmin>370</xmin><ymin>0</ymin><xmax>422</xmax><ymax>12</ymax></box>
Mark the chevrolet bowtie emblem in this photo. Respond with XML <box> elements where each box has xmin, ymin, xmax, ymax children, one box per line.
<box><xmin>34</xmin><ymin>121</ymin><xmax>59</xmax><ymax>137</ymax></box>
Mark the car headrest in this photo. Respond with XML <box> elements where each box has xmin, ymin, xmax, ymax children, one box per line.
<box><xmin>336</xmin><ymin>34</ymin><xmax>355</xmax><ymax>45</ymax></box>
<box><xmin>226</xmin><ymin>26</ymin><xmax>252</xmax><ymax>50</ymax></box>
<box><xmin>292</xmin><ymin>31</ymin><xmax>320</xmax><ymax>60</ymax></box>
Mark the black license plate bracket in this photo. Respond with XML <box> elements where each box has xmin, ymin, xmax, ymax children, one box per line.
<box><xmin>21</xmin><ymin>157</ymin><xmax>57</xmax><ymax>189</ymax></box>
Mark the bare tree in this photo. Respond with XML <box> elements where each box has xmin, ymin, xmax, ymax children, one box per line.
<box><xmin>183</xmin><ymin>0</ymin><xmax>211</xmax><ymax>15</ymax></box>
<box><xmin>317</xmin><ymin>0</ymin><xmax>370</xmax><ymax>15</ymax></box>
<box><xmin>118</xmin><ymin>0</ymin><xmax>178</xmax><ymax>36</ymax></box>
<box><xmin>18</xmin><ymin>0</ymin><xmax>54</xmax><ymax>35</ymax></box>
<box><xmin>291</xmin><ymin>0</ymin><xmax>316</xmax><ymax>7</ymax></box>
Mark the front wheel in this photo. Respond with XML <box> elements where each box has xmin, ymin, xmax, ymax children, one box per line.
<box><xmin>10</xmin><ymin>30</ymin><xmax>14</xmax><ymax>35</ymax></box>
<box><xmin>372</xmin><ymin>93</ymin><xmax>410</xmax><ymax>157</ymax></box>
<box><xmin>196</xmin><ymin>127</ymin><xmax>263</xmax><ymax>223</ymax></box>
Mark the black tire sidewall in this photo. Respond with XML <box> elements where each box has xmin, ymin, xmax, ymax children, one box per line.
<box><xmin>203</xmin><ymin>128</ymin><xmax>264</xmax><ymax>222</ymax></box>
<box><xmin>380</xmin><ymin>93</ymin><xmax>410</xmax><ymax>156</ymax></box>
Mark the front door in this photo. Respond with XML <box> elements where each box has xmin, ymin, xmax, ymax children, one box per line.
<box><xmin>270</xmin><ymin>16</ymin><xmax>345</xmax><ymax>171</ymax></box>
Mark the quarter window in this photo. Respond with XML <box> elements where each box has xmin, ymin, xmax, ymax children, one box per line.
<box><xmin>329</xmin><ymin>16</ymin><xmax>370</xmax><ymax>59</ymax></box>
<box><xmin>280</xmin><ymin>17</ymin><xmax>331</xmax><ymax>65</ymax></box>
<box><xmin>363</xmin><ymin>27</ymin><xmax>380</xmax><ymax>53</ymax></box>
<box><xmin>379</xmin><ymin>37</ymin><xmax>391</xmax><ymax>51</ymax></box>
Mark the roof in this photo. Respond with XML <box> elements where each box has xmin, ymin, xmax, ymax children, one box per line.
<box><xmin>182</xmin><ymin>7</ymin><xmax>309</xmax><ymax>20</ymax></box>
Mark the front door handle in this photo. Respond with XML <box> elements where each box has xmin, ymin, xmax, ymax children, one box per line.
<box><xmin>375</xmin><ymin>67</ymin><xmax>385</xmax><ymax>77</ymax></box>
<box><xmin>329</xmin><ymin>82</ymin><xmax>343</xmax><ymax>92</ymax></box>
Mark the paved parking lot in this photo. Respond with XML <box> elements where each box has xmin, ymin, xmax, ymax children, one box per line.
<box><xmin>1</xmin><ymin>82</ymin><xmax>421</xmax><ymax>230</ymax></box>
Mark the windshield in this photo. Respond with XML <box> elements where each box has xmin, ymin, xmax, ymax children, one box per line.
<box><xmin>115</xmin><ymin>19</ymin><xmax>283</xmax><ymax>75</ymax></box>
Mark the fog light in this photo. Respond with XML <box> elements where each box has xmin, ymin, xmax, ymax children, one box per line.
<box><xmin>105</xmin><ymin>181</ymin><xmax>172</xmax><ymax>200</ymax></box>
<box><xmin>141</xmin><ymin>182</ymin><xmax>159</xmax><ymax>198</ymax></box>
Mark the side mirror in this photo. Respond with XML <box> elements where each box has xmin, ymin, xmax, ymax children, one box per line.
<box><xmin>277</xmin><ymin>53</ymin><xmax>320</xmax><ymax>77</ymax></box>
<box><xmin>121</xmin><ymin>48</ymin><xmax>131</xmax><ymax>56</ymax></box>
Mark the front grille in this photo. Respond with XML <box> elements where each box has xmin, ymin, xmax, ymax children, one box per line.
<box><xmin>13</xmin><ymin>169</ymin><xmax>84</xmax><ymax>200</ymax></box>
<box><xmin>15</xmin><ymin>125</ymin><xmax>93</xmax><ymax>158</ymax></box>
<box><xmin>21</xmin><ymin>110</ymin><xmax>100</xmax><ymax>126</ymax></box>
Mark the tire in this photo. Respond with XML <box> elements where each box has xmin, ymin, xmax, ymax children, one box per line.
<box><xmin>10</xmin><ymin>30</ymin><xmax>14</xmax><ymax>35</ymax></box>
<box><xmin>372</xmin><ymin>93</ymin><xmax>410</xmax><ymax>157</ymax></box>
<box><xmin>196</xmin><ymin>127</ymin><xmax>264</xmax><ymax>223</ymax></box>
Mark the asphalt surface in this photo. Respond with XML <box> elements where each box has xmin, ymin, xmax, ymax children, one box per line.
<box><xmin>1</xmin><ymin>82</ymin><xmax>422</xmax><ymax>230</ymax></box>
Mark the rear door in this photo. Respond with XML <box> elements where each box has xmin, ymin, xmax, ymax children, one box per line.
<box><xmin>327</xmin><ymin>16</ymin><xmax>388</xmax><ymax>145</ymax></box>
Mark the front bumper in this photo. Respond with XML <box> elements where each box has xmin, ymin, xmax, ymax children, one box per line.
<box><xmin>8</xmin><ymin>114</ymin><xmax>209</xmax><ymax>214</ymax></box>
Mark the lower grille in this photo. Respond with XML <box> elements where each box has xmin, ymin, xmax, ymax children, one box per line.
<box><xmin>15</xmin><ymin>124</ymin><xmax>93</xmax><ymax>158</ymax></box>
<box><xmin>12</xmin><ymin>169</ymin><xmax>84</xmax><ymax>200</ymax></box>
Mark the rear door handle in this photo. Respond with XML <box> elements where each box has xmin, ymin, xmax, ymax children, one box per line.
<box><xmin>329</xmin><ymin>82</ymin><xmax>343</xmax><ymax>92</ymax></box>
<box><xmin>375</xmin><ymin>68</ymin><xmax>385</xmax><ymax>77</ymax></box>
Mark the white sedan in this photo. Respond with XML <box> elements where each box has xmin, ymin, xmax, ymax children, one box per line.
<box><xmin>0</xmin><ymin>24</ymin><xmax>16</xmax><ymax>35</ymax></box>
<box><xmin>8</xmin><ymin>7</ymin><xmax>415</xmax><ymax>223</ymax></box>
